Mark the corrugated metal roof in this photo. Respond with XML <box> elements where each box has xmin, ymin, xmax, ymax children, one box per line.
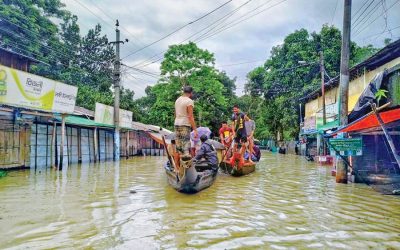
<box><xmin>131</xmin><ymin>121</ymin><xmax>172</xmax><ymax>133</ymax></box>
<box><xmin>73</xmin><ymin>106</ymin><xmax>95</xmax><ymax>118</ymax></box>
<box><xmin>0</xmin><ymin>47</ymin><xmax>42</xmax><ymax>64</ymax></box>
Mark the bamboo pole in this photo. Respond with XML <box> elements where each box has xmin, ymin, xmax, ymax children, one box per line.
<box><xmin>94</xmin><ymin>127</ymin><xmax>98</xmax><ymax>162</ymax></box>
<box><xmin>59</xmin><ymin>115</ymin><xmax>66</xmax><ymax>170</ymax></box>
<box><xmin>370</xmin><ymin>102</ymin><xmax>400</xmax><ymax>169</ymax></box>
<box><xmin>51</xmin><ymin>121</ymin><xmax>56</xmax><ymax>169</ymax></box>
<box><xmin>126</xmin><ymin>131</ymin><xmax>130</xmax><ymax>159</ymax></box>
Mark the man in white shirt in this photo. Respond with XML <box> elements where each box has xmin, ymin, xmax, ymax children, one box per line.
<box><xmin>174</xmin><ymin>86</ymin><xmax>198</xmax><ymax>159</ymax></box>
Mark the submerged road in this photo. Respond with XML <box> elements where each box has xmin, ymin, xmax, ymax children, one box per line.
<box><xmin>0</xmin><ymin>152</ymin><xmax>399</xmax><ymax>249</ymax></box>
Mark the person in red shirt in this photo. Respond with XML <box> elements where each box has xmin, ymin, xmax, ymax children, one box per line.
<box><xmin>219</xmin><ymin>121</ymin><xmax>233</xmax><ymax>147</ymax></box>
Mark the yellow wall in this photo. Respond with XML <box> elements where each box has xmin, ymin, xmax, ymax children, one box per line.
<box><xmin>305</xmin><ymin>87</ymin><xmax>338</xmax><ymax>118</ymax></box>
<box><xmin>304</xmin><ymin>57</ymin><xmax>400</xmax><ymax>118</ymax></box>
<box><xmin>348</xmin><ymin>57</ymin><xmax>400</xmax><ymax>111</ymax></box>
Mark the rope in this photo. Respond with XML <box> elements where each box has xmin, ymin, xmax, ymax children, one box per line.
<box><xmin>177</xmin><ymin>157</ymin><xmax>193</xmax><ymax>181</ymax></box>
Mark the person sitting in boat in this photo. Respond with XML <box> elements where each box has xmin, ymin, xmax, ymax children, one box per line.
<box><xmin>244</xmin><ymin>114</ymin><xmax>256</xmax><ymax>163</ymax></box>
<box><xmin>231</xmin><ymin>105</ymin><xmax>248</xmax><ymax>157</ymax></box>
<box><xmin>190</xmin><ymin>127</ymin><xmax>211</xmax><ymax>156</ymax></box>
<box><xmin>194</xmin><ymin>134</ymin><xmax>218</xmax><ymax>167</ymax></box>
<box><xmin>219</xmin><ymin>121</ymin><xmax>233</xmax><ymax>147</ymax></box>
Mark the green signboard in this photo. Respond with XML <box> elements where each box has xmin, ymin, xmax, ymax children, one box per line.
<box><xmin>329</xmin><ymin>137</ymin><xmax>363</xmax><ymax>156</ymax></box>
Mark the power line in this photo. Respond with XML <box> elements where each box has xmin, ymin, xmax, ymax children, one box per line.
<box><xmin>196</xmin><ymin>0</ymin><xmax>289</xmax><ymax>43</ymax></box>
<box><xmin>330</xmin><ymin>0</ymin><xmax>339</xmax><ymax>24</ymax></box>
<box><xmin>352</xmin><ymin>0</ymin><xmax>375</xmax><ymax>26</ymax></box>
<box><xmin>86</xmin><ymin>0</ymin><xmax>150</xmax><ymax>51</ymax></box>
<box><xmin>71</xmin><ymin>0</ymin><xmax>114</xmax><ymax>29</ymax></box>
<box><xmin>0</xmin><ymin>15</ymin><xmax>115</xmax><ymax>66</ymax></box>
<box><xmin>354</xmin><ymin>0</ymin><xmax>400</xmax><ymax>37</ymax></box>
<box><xmin>133</xmin><ymin>0</ymin><xmax>281</xmax><ymax>69</ymax></box>
<box><xmin>191</xmin><ymin>0</ymin><xmax>258</xmax><ymax>43</ymax></box>
<box><xmin>0</xmin><ymin>25</ymin><xmax>78</xmax><ymax>63</ymax></box>
<box><xmin>133</xmin><ymin>0</ymin><xmax>254</xmax><ymax>68</ymax></box>
<box><xmin>0</xmin><ymin>45</ymin><xmax>50</xmax><ymax>66</ymax></box>
<box><xmin>122</xmin><ymin>64</ymin><xmax>160</xmax><ymax>79</ymax></box>
<box><xmin>380</xmin><ymin>0</ymin><xmax>392</xmax><ymax>38</ymax></box>
<box><xmin>121</xmin><ymin>0</ymin><xmax>234</xmax><ymax>60</ymax></box>
<box><xmin>362</xmin><ymin>24</ymin><xmax>400</xmax><ymax>41</ymax></box>
<box><xmin>0</xmin><ymin>22</ymin><xmax>114</xmax><ymax>78</ymax></box>
<box><xmin>352</xmin><ymin>0</ymin><xmax>381</xmax><ymax>32</ymax></box>
<box><xmin>196</xmin><ymin>0</ymin><xmax>278</xmax><ymax>42</ymax></box>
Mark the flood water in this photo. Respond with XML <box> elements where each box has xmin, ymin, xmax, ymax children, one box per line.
<box><xmin>0</xmin><ymin>152</ymin><xmax>399</xmax><ymax>249</ymax></box>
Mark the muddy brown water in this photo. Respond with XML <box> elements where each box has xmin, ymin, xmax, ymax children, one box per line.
<box><xmin>0</xmin><ymin>152</ymin><xmax>399</xmax><ymax>249</ymax></box>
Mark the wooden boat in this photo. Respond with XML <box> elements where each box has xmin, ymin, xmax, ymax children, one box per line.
<box><xmin>164</xmin><ymin>160</ymin><xmax>218</xmax><ymax>193</ymax></box>
<box><xmin>159</xmin><ymin>134</ymin><xmax>223</xmax><ymax>194</ymax></box>
<box><xmin>219</xmin><ymin>151</ymin><xmax>256</xmax><ymax>177</ymax></box>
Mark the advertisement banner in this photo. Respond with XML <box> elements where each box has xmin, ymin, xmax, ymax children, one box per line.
<box><xmin>316</xmin><ymin>102</ymin><xmax>339</xmax><ymax>129</ymax></box>
<box><xmin>0</xmin><ymin>64</ymin><xmax>77</xmax><ymax>113</ymax></box>
<box><xmin>95</xmin><ymin>103</ymin><xmax>133</xmax><ymax>129</ymax></box>
<box><xmin>303</xmin><ymin>116</ymin><xmax>316</xmax><ymax>130</ymax></box>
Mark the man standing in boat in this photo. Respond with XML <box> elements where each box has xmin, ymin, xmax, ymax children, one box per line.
<box><xmin>245</xmin><ymin>114</ymin><xmax>256</xmax><ymax>163</ymax></box>
<box><xmin>231</xmin><ymin>105</ymin><xmax>248</xmax><ymax>157</ymax></box>
<box><xmin>174</xmin><ymin>86</ymin><xmax>198</xmax><ymax>162</ymax></box>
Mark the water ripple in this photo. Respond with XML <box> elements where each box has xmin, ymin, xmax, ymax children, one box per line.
<box><xmin>0</xmin><ymin>153</ymin><xmax>399</xmax><ymax>249</ymax></box>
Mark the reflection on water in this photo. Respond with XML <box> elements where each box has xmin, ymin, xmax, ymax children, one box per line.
<box><xmin>0</xmin><ymin>152</ymin><xmax>399</xmax><ymax>249</ymax></box>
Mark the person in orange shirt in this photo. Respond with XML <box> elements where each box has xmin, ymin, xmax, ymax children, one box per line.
<box><xmin>219</xmin><ymin>121</ymin><xmax>233</xmax><ymax>147</ymax></box>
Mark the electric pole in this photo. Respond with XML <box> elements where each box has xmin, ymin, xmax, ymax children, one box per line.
<box><xmin>109</xmin><ymin>20</ymin><xmax>128</xmax><ymax>161</ymax></box>
<box><xmin>320</xmin><ymin>51</ymin><xmax>326</xmax><ymax>125</ymax></box>
<box><xmin>336</xmin><ymin>0</ymin><xmax>351</xmax><ymax>183</ymax></box>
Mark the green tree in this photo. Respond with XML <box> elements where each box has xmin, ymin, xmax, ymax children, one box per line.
<box><xmin>0</xmin><ymin>1</ymin><xmax>118</xmax><ymax>110</ymax></box>
<box><xmin>245</xmin><ymin>25</ymin><xmax>379</xmax><ymax>141</ymax></box>
<box><xmin>138</xmin><ymin>42</ymin><xmax>230</xmax><ymax>132</ymax></box>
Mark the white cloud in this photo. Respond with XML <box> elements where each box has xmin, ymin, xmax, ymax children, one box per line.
<box><xmin>62</xmin><ymin>0</ymin><xmax>400</xmax><ymax>98</ymax></box>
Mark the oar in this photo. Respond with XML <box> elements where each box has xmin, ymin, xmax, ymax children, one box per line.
<box><xmin>162</xmin><ymin>135</ymin><xmax>176</xmax><ymax>171</ymax></box>
<box><xmin>221</xmin><ymin>135</ymin><xmax>233</xmax><ymax>162</ymax></box>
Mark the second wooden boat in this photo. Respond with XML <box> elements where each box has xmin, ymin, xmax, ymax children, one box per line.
<box><xmin>219</xmin><ymin>152</ymin><xmax>256</xmax><ymax>176</ymax></box>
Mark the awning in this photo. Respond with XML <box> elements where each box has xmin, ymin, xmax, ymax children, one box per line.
<box><xmin>300</xmin><ymin>129</ymin><xmax>319</xmax><ymax>136</ymax></box>
<box><xmin>331</xmin><ymin>107</ymin><xmax>400</xmax><ymax>135</ymax></box>
<box><xmin>54</xmin><ymin>115</ymin><xmax>115</xmax><ymax>128</ymax></box>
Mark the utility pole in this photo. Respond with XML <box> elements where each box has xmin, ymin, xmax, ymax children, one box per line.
<box><xmin>318</xmin><ymin>51</ymin><xmax>326</xmax><ymax>156</ymax></box>
<box><xmin>109</xmin><ymin>20</ymin><xmax>128</xmax><ymax>161</ymax></box>
<box><xmin>320</xmin><ymin>51</ymin><xmax>326</xmax><ymax>125</ymax></box>
<box><xmin>336</xmin><ymin>0</ymin><xmax>351</xmax><ymax>184</ymax></box>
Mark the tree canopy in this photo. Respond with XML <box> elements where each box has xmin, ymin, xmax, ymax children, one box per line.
<box><xmin>244</xmin><ymin>25</ymin><xmax>378</xmax><ymax>140</ymax></box>
<box><xmin>136</xmin><ymin>42</ymin><xmax>231</xmax><ymax>133</ymax></box>
<box><xmin>0</xmin><ymin>0</ymin><xmax>136</xmax><ymax>111</ymax></box>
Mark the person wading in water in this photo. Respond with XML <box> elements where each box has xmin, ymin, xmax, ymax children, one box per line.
<box><xmin>174</xmin><ymin>86</ymin><xmax>198</xmax><ymax>168</ymax></box>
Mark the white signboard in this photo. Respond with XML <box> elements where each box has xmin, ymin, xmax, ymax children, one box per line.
<box><xmin>94</xmin><ymin>103</ymin><xmax>133</xmax><ymax>128</ymax></box>
<box><xmin>316</xmin><ymin>103</ymin><xmax>338</xmax><ymax>118</ymax></box>
<box><xmin>0</xmin><ymin>64</ymin><xmax>77</xmax><ymax>113</ymax></box>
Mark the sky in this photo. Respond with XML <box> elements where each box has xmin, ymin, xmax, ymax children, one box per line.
<box><xmin>61</xmin><ymin>0</ymin><xmax>400</xmax><ymax>98</ymax></box>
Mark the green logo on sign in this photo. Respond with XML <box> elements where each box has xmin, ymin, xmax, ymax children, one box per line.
<box><xmin>0</xmin><ymin>69</ymin><xmax>8</xmax><ymax>97</ymax></box>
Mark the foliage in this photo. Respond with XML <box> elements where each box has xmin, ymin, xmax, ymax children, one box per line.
<box><xmin>245</xmin><ymin>25</ymin><xmax>379</xmax><ymax>141</ymax></box>
<box><xmin>137</xmin><ymin>42</ymin><xmax>232</xmax><ymax>132</ymax></box>
<box><xmin>0</xmin><ymin>1</ymin><xmax>135</xmax><ymax>114</ymax></box>
<box><xmin>375</xmin><ymin>89</ymin><xmax>388</xmax><ymax>105</ymax></box>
